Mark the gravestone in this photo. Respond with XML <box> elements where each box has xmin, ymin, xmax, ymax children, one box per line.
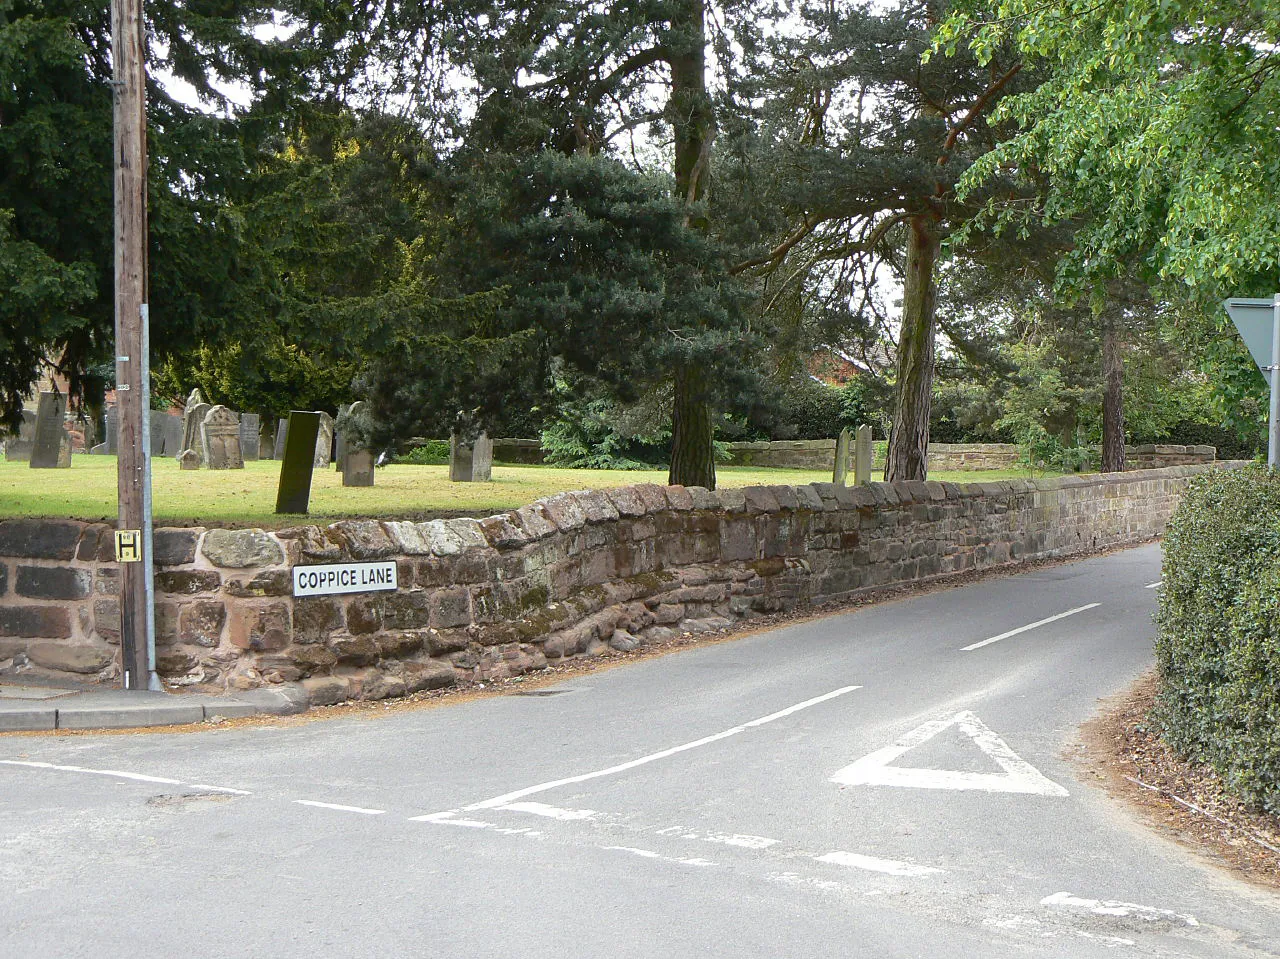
<box><xmin>179</xmin><ymin>449</ymin><xmax>201</xmax><ymax>470</ymax></box>
<box><xmin>340</xmin><ymin>401</ymin><xmax>374</xmax><ymax>487</ymax></box>
<box><xmin>239</xmin><ymin>413</ymin><xmax>260</xmax><ymax>462</ymax></box>
<box><xmin>333</xmin><ymin>403</ymin><xmax>351</xmax><ymax>471</ymax></box>
<box><xmin>259</xmin><ymin>420</ymin><xmax>275</xmax><ymax>460</ymax></box>
<box><xmin>149</xmin><ymin>414</ymin><xmax>165</xmax><ymax>455</ymax></box>
<box><xmin>200</xmin><ymin>405</ymin><xmax>244</xmax><ymax>470</ymax></box>
<box><xmin>105</xmin><ymin>406</ymin><xmax>119</xmax><ymax>454</ymax></box>
<box><xmin>181</xmin><ymin>401</ymin><xmax>210</xmax><ymax>465</ymax></box>
<box><xmin>833</xmin><ymin>428</ymin><xmax>851</xmax><ymax>485</ymax></box>
<box><xmin>89</xmin><ymin>442</ymin><xmax>108</xmax><ymax>455</ymax></box>
<box><xmin>854</xmin><ymin>424</ymin><xmax>873</xmax><ymax>485</ymax></box>
<box><xmin>450</xmin><ymin>433</ymin><xmax>475</xmax><ymax>482</ymax></box>
<box><xmin>4</xmin><ymin>411</ymin><xmax>37</xmax><ymax>462</ymax></box>
<box><xmin>313</xmin><ymin>412</ymin><xmax>334</xmax><ymax>469</ymax></box>
<box><xmin>273</xmin><ymin>418</ymin><xmax>288</xmax><ymax>460</ymax></box>
<box><xmin>30</xmin><ymin>392</ymin><xmax>71</xmax><ymax>469</ymax></box>
<box><xmin>159</xmin><ymin>412</ymin><xmax>184</xmax><ymax>457</ymax></box>
<box><xmin>473</xmin><ymin>432</ymin><xmax>493</xmax><ymax>482</ymax></box>
<box><xmin>276</xmin><ymin>411</ymin><xmax>322</xmax><ymax>514</ymax></box>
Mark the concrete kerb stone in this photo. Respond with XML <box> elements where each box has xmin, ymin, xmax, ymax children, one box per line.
<box><xmin>55</xmin><ymin>698</ymin><xmax>206</xmax><ymax>730</ymax></box>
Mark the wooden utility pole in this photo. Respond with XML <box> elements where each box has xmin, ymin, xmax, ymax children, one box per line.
<box><xmin>112</xmin><ymin>0</ymin><xmax>158</xmax><ymax>690</ymax></box>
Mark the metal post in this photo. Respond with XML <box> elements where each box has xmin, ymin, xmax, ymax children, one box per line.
<box><xmin>112</xmin><ymin>0</ymin><xmax>155</xmax><ymax>689</ymax></box>
<box><xmin>1271</xmin><ymin>294</ymin><xmax>1280</xmax><ymax>469</ymax></box>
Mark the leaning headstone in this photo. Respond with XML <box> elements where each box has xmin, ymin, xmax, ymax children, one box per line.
<box><xmin>340</xmin><ymin>401</ymin><xmax>374</xmax><ymax>487</ymax></box>
<box><xmin>181</xmin><ymin>401</ymin><xmax>210</xmax><ymax>464</ymax></box>
<box><xmin>179</xmin><ymin>449</ymin><xmax>201</xmax><ymax>470</ymax></box>
<box><xmin>4</xmin><ymin>410</ymin><xmax>37</xmax><ymax>462</ymax></box>
<box><xmin>200</xmin><ymin>405</ymin><xmax>244</xmax><ymax>470</ymax></box>
<box><xmin>472</xmin><ymin>432</ymin><xmax>493</xmax><ymax>482</ymax></box>
<box><xmin>854</xmin><ymin>424</ymin><xmax>873</xmax><ymax>485</ymax></box>
<box><xmin>833</xmin><ymin>428</ymin><xmax>851</xmax><ymax>485</ymax></box>
<box><xmin>273</xmin><ymin>418</ymin><xmax>288</xmax><ymax>460</ymax></box>
<box><xmin>450</xmin><ymin>433</ymin><xmax>475</xmax><ymax>482</ymax></box>
<box><xmin>239</xmin><ymin>413</ymin><xmax>260</xmax><ymax>462</ymax></box>
<box><xmin>276</xmin><ymin>411</ymin><xmax>322</xmax><ymax>514</ymax></box>
<box><xmin>313</xmin><ymin>411</ymin><xmax>334</xmax><ymax>469</ymax></box>
<box><xmin>30</xmin><ymin>392</ymin><xmax>71</xmax><ymax>469</ymax></box>
<box><xmin>105</xmin><ymin>406</ymin><xmax>119</xmax><ymax>454</ymax></box>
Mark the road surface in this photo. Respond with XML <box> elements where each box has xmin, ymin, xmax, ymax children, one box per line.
<box><xmin>3</xmin><ymin>542</ymin><xmax>1277</xmax><ymax>958</ymax></box>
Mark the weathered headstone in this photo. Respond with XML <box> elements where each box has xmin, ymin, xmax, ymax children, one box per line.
<box><xmin>240</xmin><ymin>413</ymin><xmax>260</xmax><ymax>462</ymax></box>
<box><xmin>273</xmin><ymin>418</ymin><xmax>288</xmax><ymax>460</ymax></box>
<box><xmin>854</xmin><ymin>424</ymin><xmax>873</xmax><ymax>485</ymax></box>
<box><xmin>340</xmin><ymin>401</ymin><xmax>374</xmax><ymax>487</ymax></box>
<box><xmin>259</xmin><ymin>420</ymin><xmax>275</xmax><ymax>460</ymax></box>
<box><xmin>333</xmin><ymin>403</ymin><xmax>351</xmax><ymax>471</ymax></box>
<box><xmin>181</xmin><ymin>400</ymin><xmax>210</xmax><ymax>464</ymax></box>
<box><xmin>4</xmin><ymin>411</ymin><xmax>37</xmax><ymax>462</ymax></box>
<box><xmin>833</xmin><ymin>428</ymin><xmax>851</xmax><ymax>485</ymax></box>
<box><xmin>450</xmin><ymin>433</ymin><xmax>475</xmax><ymax>482</ymax></box>
<box><xmin>159</xmin><ymin>412</ymin><xmax>184</xmax><ymax>457</ymax></box>
<box><xmin>313</xmin><ymin>411</ymin><xmax>334</xmax><ymax>468</ymax></box>
<box><xmin>200</xmin><ymin>405</ymin><xmax>244</xmax><ymax>470</ymax></box>
<box><xmin>105</xmin><ymin>406</ymin><xmax>119</xmax><ymax>454</ymax></box>
<box><xmin>149</xmin><ymin>414</ymin><xmax>165</xmax><ymax>456</ymax></box>
<box><xmin>276</xmin><ymin>411</ymin><xmax>322</xmax><ymax>514</ymax></box>
<box><xmin>30</xmin><ymin>392</ymin><xmax>71</xmax><ymax>469</ymax></box>
<box><xmin>179</xmin><ymin>449</ymin><xmax>201</xmax><ymax>470</ymax></box>
<box><xmin>473</xmin><ymin>432</ymin><xmax>493</xmax><ymax>482</ymax></box>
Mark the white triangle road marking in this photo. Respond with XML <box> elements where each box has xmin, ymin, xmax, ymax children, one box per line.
<box><xmin>830</xmin><ymin>711</ymin><xmax>1069</xmax><ymax>796</ymax></box>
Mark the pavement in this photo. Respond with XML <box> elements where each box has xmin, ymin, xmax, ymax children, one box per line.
<box><xmin>2</xmin><ymin>541</ymin><xmax>1278</xmax><ymax>958</ymax></box>
<box><xmin>0</xmin><ymin>681</ymin><xmax>304</xmax><ymax>731</ymax></box>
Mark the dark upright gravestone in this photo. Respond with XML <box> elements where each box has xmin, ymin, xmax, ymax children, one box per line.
<box><xmin>105</xmin><ymin>406</ymin><xmax>119</xmax><ymax>454</ymax></box>
<box><xmin>4</xmin><ymin>411</ymin><xmax>37</xmax><ymax>462</ymax></box>
<box><xmin>273</xmin><ymin>418</ymin><xmax>289</xmax><ymax>460</ymax></box>
<box><xmin>472</xmin><ymin>432</ymin><xmax>493</xmax><ymax>482</ymax></box>
<box><xmin>275</xmin><ymin>411</ymin><xmax>322</xmax><ymax>514</ymax></box>
<box><xmin>30</xmin><ymin>391</ymin><xmax>71</xmax><ymax>469</ymax></box>
<box><xmin>340</xmin><ymin>401</ymin><xmax>374</xmax><ymax>487</ymax></box>
<box><xmin>333</xmin><ymin>404</ymin><xmax>351</xmax><ymax>471</ymax></box>
<box><xmin>149</xmin><ymin>415</ymin><xmax>165</xmax><ymax>457</ymax></box>
<box><xmin>449</xmin><ymin>433</ymin><xmax>474</xmax><ymax>482</ymax></box>
<box><xmin>160</xmin><ymin>412</ymin><xmax>184</xmax><ymax>457</ymax></box>
<box><xmin>240</xmin><ymin>413</ymin><xmax>260</xmax><ymax>462</ymax></box>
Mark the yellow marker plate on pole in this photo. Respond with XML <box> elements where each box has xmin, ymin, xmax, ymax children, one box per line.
<box><xmin>115</xmin><ymin>529</ymin><xmax>142</xmax><ymax>562</ymax></box>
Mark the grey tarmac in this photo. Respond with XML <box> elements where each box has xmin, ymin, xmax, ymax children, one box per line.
<box><xmin>2</xmin><ymin>542</ymin><xmax>1278</xmax><ymax>958</ymax></box>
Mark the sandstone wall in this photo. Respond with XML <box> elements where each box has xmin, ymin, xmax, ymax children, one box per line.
<box><xmin>0</xmin><ymin>465</ymin><xmax>1239</xmax><ymax>703</ymax></box>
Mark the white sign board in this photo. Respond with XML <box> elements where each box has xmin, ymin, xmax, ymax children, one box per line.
<box><xmin>292</xmin><ymin>561</ymin><xmax>398</xmax><ymax>597</ymax></box>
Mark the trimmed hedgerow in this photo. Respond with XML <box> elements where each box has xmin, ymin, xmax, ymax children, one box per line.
<box><xmin>1155</xmin><ymin>465</ymin><xmax>1280</xmax><ymax>812</ymax></box>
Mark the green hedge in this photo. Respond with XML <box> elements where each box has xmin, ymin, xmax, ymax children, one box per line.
<box><xmin>1155</xmin><ymin>465</ymin><xmax>1280</xmax><ymax>811</ymax></box>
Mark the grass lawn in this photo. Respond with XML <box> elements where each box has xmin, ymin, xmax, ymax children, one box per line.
<box><xmin>0</xmin><ymin>455</ymin><xmax>1054</xmax><ymax>528</ymax></box>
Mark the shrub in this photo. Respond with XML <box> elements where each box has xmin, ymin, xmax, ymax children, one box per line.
<box><xmin>1155</xmin><ymin>466</ymin><xmax>1280</xmax><ymax>811</ymax></box>
<box><xmin>398</xmin><ymin>441</ymin><xmax>451</xmax><ymax>465</ymax></box>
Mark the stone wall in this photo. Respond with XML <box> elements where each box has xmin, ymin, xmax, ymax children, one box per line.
<box><xmin>723</xmin><ymin>440</ymin><xmax>1216</xmax><ymax>472</ymax></box>
<box><xmin>0</xmin><ymin>464</ymin><xmax>1240</xmax><ymax>703</ymax></box>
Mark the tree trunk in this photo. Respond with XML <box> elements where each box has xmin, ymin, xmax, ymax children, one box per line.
<box><xmin>884</xmin><ymin>213</ymin><xmax>940</xmax><ymax>482</ymax></box>
<box><xmin>669</xmin><ymin>365</ymin><xmax>717</xmax><ymax>489</ymax></box>
<box><xmin>666</xmin><ymin>0</ymin><xmax>718</xmax><ymax>489</ymax></box>
<box><xmin>1101</xmin><ymin>318</ymin><xmax>1126</xmax><ymax>472</ymax></box>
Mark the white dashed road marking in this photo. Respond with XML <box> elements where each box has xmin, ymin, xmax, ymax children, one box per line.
<box><xmin>961</xmin><ymin>604</ymin><xmax>1101</xmax><ymax>651</ymax></box>
<box><xmin>498</xmin><ymin>802</ymin><xmax>599</xmax><ymax>821</ymax></box>
<box><xmin>1144</xmin><ymin>581</ymin><xmax>1162</xmax><ymax>589</ymax></box>
<box><xmin>292</xmin><ymin>800</ymin><xmax>386</xmax><ymax>815</ymax></box>
<box><xmin>1041</xmin><ymin>892</ymin><xmax>1199</xmax><ymax>927</ymax></box>
<box><xmin>816</xmin><ymin>851</ymin><xmax>943</xmax><ymax>877</ymax></box>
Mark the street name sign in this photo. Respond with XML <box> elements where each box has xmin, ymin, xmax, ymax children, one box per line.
<box><xmin>293</xmin><ymin>561</ymin><xmax>398</xmax><ymax>597</ymax></box>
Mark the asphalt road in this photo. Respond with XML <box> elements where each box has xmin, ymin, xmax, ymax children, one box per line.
<box><xmin>3</xmin><ymin>542</ymin><xmax>1278</xmax><ymax>958</ymax></box>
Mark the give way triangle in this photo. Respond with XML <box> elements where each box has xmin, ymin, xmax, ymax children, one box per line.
<box><xmin>830</xmin><ymin>710</ymin><xmax>1068</xmax><ymax>796</ymax></box>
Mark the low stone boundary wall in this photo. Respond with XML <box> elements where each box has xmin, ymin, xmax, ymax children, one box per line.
<box><xmin>0</xmin><ymin>463</ymin><xmax>1241</xmax><ymax>703</ymax></box>
<box><xmin>723</xmin><ymin>440</ymin><xmax>1216</xmax><ymax>472</ymax></box>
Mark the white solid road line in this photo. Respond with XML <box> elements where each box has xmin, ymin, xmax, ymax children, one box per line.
<box><xmin>1145</xmin><ymin>581</ymin><xmax>1162</xmax><ymax>589</ymax></box>
<box><xmin>961</xmin><ymin>603</ymin><xmax>1101</xmax><ymax>651</ymax></box>
<box><xmin>0</xmin><ymin>759</ymin><xmax>184</xmax><ymax>785</ymax></box>
<box><xmin>411</xmin><ymin>684</ymin><xmax>861</xmax><ymax>820</ymax></box>
<box><xmin>498</xmin><ymin>802</ymin><xmax>599</xmax><ymax>821</ymax></box>
<box><xmin>292</xmin><ymin>800</ymin><xmax>386</xmax><ymax>815</ymax></box>
<box><xmin>1042</xmin><ymin>892</ymin><xmax>1199</xmax><ymax>927</ymax></box>
<box><xmin>817</xmin><ymin>851</ymin><xmax>943</xmax><ymax>877</ymax></box>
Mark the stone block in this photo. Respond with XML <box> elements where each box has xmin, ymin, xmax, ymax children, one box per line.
<box><xmin>793</xmin><ymin>485</ymin><xmax>825</xmax><ymax>511</ymax></box>
<box><xmin>16</xmin><ymin>565</ymin><xmax>91</xmax><ymax>600</ymax></box>
<box><xmin>539</xmin><ymin>493</ymin><xmax>588</xmax><ymax>531</ymax></box>
<box><xmin>431</xmin><ymin>587</ymin><xmax>472</xmax><ymax>628</ymax></box>
<box><xmin>479</xmin><ymin>513</ymin><xmax>531</xmax><ymax>549</ymax></box>
<box><xmin>402</xmin><ymin>660</ymin><xmax>458</xmax><ymax>692</ymax></box>
<box><xmin>383</xmin><ymin>520</ymin><xmax>432</xmax><ymax>555</ymax></box>
<box><xmin>76</xmin><ymin>525</ymin><xmax>113</xmax><ymax>562</ymax></box>
<box><xmin>715</xmin><ymin>488</ymin><xmax>747</xmax><ymax>513</ymax></box>
<box><xmin>152</xmin><ymin>528</ymin><xmax>200</xmax><ymax>566</ymax></box>
<box><xmin>770</xmin><ymin>486</ymin><xmax>800</xmax><ymax>511</ymax></box>
<box><xmin>382</xmin><ymin>592</ymin><xmax>431</xmax><ymax>629</ymax></box>
<box><xmin>686</xmin><ymin>486</ymin><xmax>719</xmax><ymax>511</ymax></box>
<box><xmin>178</xmin><ymin>601</ymin><xmax>226</xmax><ymax>647</ymax></box>
<box><xmin>301</xmin><ymin>676</ymin><xmax>350</xmax><ymax>706</ymax></box>
<box><xmin>94</xmin><ymin>599</ymin><xmax>121</xmax><ymax>644</ymax></box>
<box><xmin>513</xmin><ymin>504</ymin><xmax>559</xmax><ymax>538</ymax></box>
<box><xmin>222</xmin><ymin>569</ymin><xmax>292</xmax><ymax>597</ymax></box>
<box><xmin>375</xmin><ymin>631</ymin><xmax>424</xmax><ymax>659</ymax></box>
<box><xmin>0</xmin><ymin>606</ymin><xmax>71</xmax><ymax>638</ymax></box>
<box><xmin>0</xmin><ymin>563</ymin><xmax>6</xmax><ymax>595</ymax></box>
<box><xmin>633</xmin><ymin>484</ymin><xmax>669</xmax><ymax>513</ymax></box>
<box><xmin>288</xmin><ymin>644</ymin><xmax>338</xmax><ymax>673</ymax></box>
<box><xmin>603</xmin><ymin>487</ymin><xmax>646</xmax><ymax>517</ymax></box>
<box><xmin>156</xmin><ymin>650</ymin><xmax>199</xmax><ymax>676</ymax></box>
<box><xmin>201</xmin><ymin>528</ymin><xmax>284</xmax><ymax>568</ymax></box>
<box><xmin>27</xmin><ymin>642</ymin><xmax>111</xmax><ymax>674</ymax></box>
<box><xmin>277</xmin><ymin>525</ymin><xmax>343</xmax><ymax>563</ymax></box>
<box><xmin>329</xmin><ymin>635</ymin><xmax>380</xmax><ymax>666</ymax></box>
<box><xmin>327</xmin><ymin>520</ymin><xmax>396</xmax><ymax>559</ymax></box>
<box><xmin>443</xmin><ymin>518</ymin><xmax>489</xmax><ymax>550</ymax></box>
<box><xmin>0</xmin><ymin>519</ymin><xmax>83</xmax><ymax>559</ymax></box>
<box><xmin>292</xmin><ymin>597</ymin><xmax>343</xmax><ymax>642</ymax></box>
<box><xmin>663</xmin><ymin>486</ymin><xmax>695</xmax><ymax>511</ymax></box>
<box><xmin>574</xmin><ymin>489</ymin><xmax>621</xmax><ymax>523</ymax></box>
<box><xmin>356</xmin><ymin>670</ymin><xmax>406</xmax><ymax>701</ymax></box>
<box><xmin>426</xmin><ymin>628</ymin><xmax>469</xmax><ymax>656</ymax></box>
<box><xmin>156</xmin><ymin>569</ymin><xmax>222</xmax><ymax>594</ymax></box>
<box><xmin>228</xmin><ymin>603</ymin><xmax>292</xmax><ymax>651</ymax></box>
<box><xmin>345</xmin><ymin>596</ymin><xmax>382</xmax><ymax>634</ymax></box>
<box><xmin>742</xmin><ymin>486</ymin><xmax>781</xmax><ymax>514</ymax></box>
